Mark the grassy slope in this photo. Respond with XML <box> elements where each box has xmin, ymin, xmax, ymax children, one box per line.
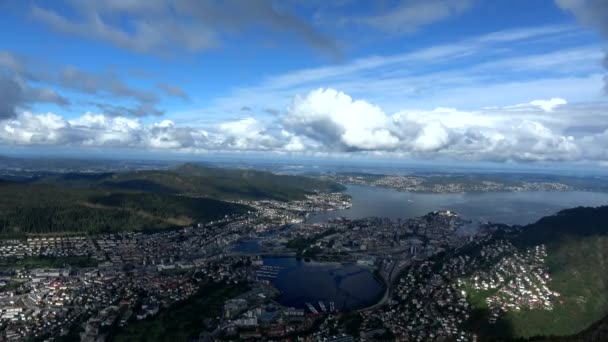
<box><xmin>467</xmin><ymin>207</ymin><xmax>608</xmax><ymax>339</ymax></box>
<box><xmin>539</xmin><ymin>314</ymin><xmax>608</xmax><ymax>341</ymax></box>
<box><xmin>501</xmin><ymin>236</ymin><xmax>608</xmax><ymax>338</ymax></box>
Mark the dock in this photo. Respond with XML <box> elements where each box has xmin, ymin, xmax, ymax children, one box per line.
<box><xmin>305</xmin><ymin>302</ymin><xmax>319</xmax><ymax>314</ymax></box>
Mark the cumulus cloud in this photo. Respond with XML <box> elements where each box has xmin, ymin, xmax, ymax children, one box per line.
<box><xmin>284</xmin><ymin>88</ymin><xmax>399</xmax><ymax>151</ymax></box>
<box><xmin>1</xmin><ymin>112</ymin><xmax>68</xmax><ymax>145</ymax></box>
<box><xmin>219</xmin><ymin>118</ymin><xmax>282</xmax><ymax>150</ymax></box>
<box><xmin>1</xmin><ymin>88</ymin><xmax>607</xmax><ymax>164</ymax></box>
<box><xmin>279</xmin><ymin>89</ymin><xmax>605</xmax><ymax>162</ymax></box>
<box><xmin>412</xmin><ymin>121</ymin><xmax>451</xmax><ymax>152</ymax></box>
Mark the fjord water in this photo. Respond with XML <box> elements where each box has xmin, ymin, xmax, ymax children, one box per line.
<box><xmin>260</xmin><ymin>257</ymin><xmax>384</xmax><ymax>311</ymax></box>
<box><xmin>308</xmin><ymin>185</ymin><xmax>608</xmax><ymax>225</ymax></box>
<box><xmin>252</xmin><ymin>185</ymin><xmax>608</xmax><ymax>312</ymax></box>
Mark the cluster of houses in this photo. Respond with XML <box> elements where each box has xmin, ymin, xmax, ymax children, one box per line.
<box><xmin>220</xmin><ymin>288</ymin><xmax>320</xmax><ymax>340</ymax></box>
<box><xmin>237</xmin><ymin>192</ymin><xmax>352</xmax><ymax>225</ymax></box>
<box><xmin>460</xmin><ymin>242</ymin><xmax>559</xmax><ymax>323</ymax></box>
<box><xmin>0</xmin><ymin>253</ymin><xmax>261</xmax><ymax>340</ymax></box>
<box><xmin>330</xmin><ymin>174</ymin><xmax>573</xmax><ymax>193</ymax></box>
<box><xmin>0</xmin><ymin>237</ymin><xmax>96</xmax><ymax>259</ymax></box>
<box><xmin>377</xmin><ymin>256</ymin><xmax>475</xmax><ymax>342</ymax></box>
<box><xmin>275</xmin><ymin>210</ymin><xmax>469</xmax><ymax>264</ymax></box>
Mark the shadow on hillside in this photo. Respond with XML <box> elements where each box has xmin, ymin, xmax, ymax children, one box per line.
<box><xmin>514</xmin><ymin>206</ymin><xmax>608</xmax><ymax>248</ymax></box>
<box><xmin>523</xmin><ymin>313</ymin><xmax>608</xmax><ymax>342</ymax></box>
<box><xmin>463</xmin><ymin>308</ymin><xmax>517</xmax><ymax>341</ymax></box>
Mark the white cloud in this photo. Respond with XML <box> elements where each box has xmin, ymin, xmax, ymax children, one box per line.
<box><xmin>412</xmin><ymin>121</ymin><xmax>450</xmax><ymax>152</ymax></box>
<box><xmin>2</xmin><ymin>112</ymin><xmax>67</xmax><ymax>144</ymax></box>
<box><xmin>1</xmin><ymin>89</ymin><xmax>607</xmax><ymax>165</ymax></box>
<box><xmin>284</xmin><ymin>88</ymin><xmax>399</xmax><ymax>151</ymax></box>
<box><xmin>529</xmin><ymin>98</ymin><xmax>568</xmax><ymax>112</ymax></box>
<box><xmin>218</xmin><ymin>117</ymin><xmax>280</xmax><ymax>151</ymax></box>
<box><xmin>68</xmin><ymin>113</ymin><xmax>141</xmax><ymax>146</ymax></box>
<box><xmin>186</xmin><ymin>25</ymin><xmax>599</xmax><ymax>125</ymax></box>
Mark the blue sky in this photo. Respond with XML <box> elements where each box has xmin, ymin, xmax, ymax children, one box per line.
<box><xmin>0</xmin><ymin>0</ymin><xmax>607</xmax><ymax>167</ymax></box>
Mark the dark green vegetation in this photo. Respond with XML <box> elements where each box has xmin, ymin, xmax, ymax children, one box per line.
<box><xmin>467</xmin><ymin>206</ymin><xmax>608</xmax><ymax>340</ymax></box>
<box><xmin>0</xmin><ymin>183</ymin><xmax>249</xmax><ymax>234</ymax></box>
<box><xmin>340</xmin><ymin>313</ymin><xmax>364</xmax><ymax>336</ymax></box>
<box><xmin>0</xmin><ymin>164</ymin><xmax>343</xmax><ymax>235</ymax></box>
<box><xmin>110</xmin><ymin>282</ymin><xmax>249</xmax><ymax>342</ymax></box>
<box><xmin>286</xmin><ymin>229</ymin><xmax>337</xmax><ymax>257</ymax></box>
<box><xmin>532</xmin><ymin>313</ymin><xmax>608</xmax><ymax>341</ymax></box>
<box><xmin>99</xmin><ymin>163</ymin><xmax>344</xmax><ymax>201</ymax></box>
<box><xmin>0</xmin><ymin>256</ymin><xmax>97</xmax><ymax>269</ymax></box>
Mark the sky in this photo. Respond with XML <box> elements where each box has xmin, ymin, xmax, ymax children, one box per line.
<box><xmin>1</xmin><ymin>0</ymin><xmax>608</xmax><ymax>168</ymax></box>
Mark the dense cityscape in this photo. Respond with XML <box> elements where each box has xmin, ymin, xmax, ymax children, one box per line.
<box><xmin>2</xmin><ymin>1</ymin><xmax>608</xmax><ymax>340</ymax></box>
<box><xmin>0</xmin><ymin>178</ymin><xmax>570</xmax><ymax>342</ymax></box>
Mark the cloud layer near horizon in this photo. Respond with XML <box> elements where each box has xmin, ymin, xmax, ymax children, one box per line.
<box><xmin>2</xmin><ymin>88</ymin><xmax>607</xmax><ymax>164</ymax></box>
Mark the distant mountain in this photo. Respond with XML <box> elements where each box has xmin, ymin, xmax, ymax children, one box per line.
<box><xmin>0</xmin><ymin>155</ymin><xmax>175</xmax><ymax>173</ymax></box>
<box><xmin>55</xmin><ymin>163</ymin><xmax>345</xmax><ymax>201</ymax></box>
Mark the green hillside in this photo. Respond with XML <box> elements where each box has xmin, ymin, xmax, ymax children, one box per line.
<box><xmin>0</xmin><ymin>164</ymin><xmax>343</xmax><ymax>235</ymax></box>
<box><xmin>0</xmin><ymin>183</ymin><xmax>250</xmax><ymax>235</ymax></box>
<box><xmin>102</xmin><ymin>163</ymin><xmax>344</xmax><ymax>201</ymax></box>
<box><xmin>40</xmin><ymin>163</ymin><xmax>344</xmax><ymax>201</ymax></box>
<box><xmin>535</xmin><ymin>314</ymin><xmax>608</xmax><ymax>341</ymax></box>
<box><xmin>466</xmin><ymin>206</ymin><xmax>608</xmax><ymax>340</ymax></box>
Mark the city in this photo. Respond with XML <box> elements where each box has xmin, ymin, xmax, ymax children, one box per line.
<box><xmin>1</xmin><ymin>0</ymin><xmax>608</xmax><ymax>341</ymax></box>
<box><xmin>0</xmin><ymin>188</ymin><xmax>529</xmax><ymax>341</ymax></box>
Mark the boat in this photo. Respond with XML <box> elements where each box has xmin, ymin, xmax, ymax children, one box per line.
<box><xmin>305</xmin><ymin>302</ymin><xmax>319</xmax><ymax>314</ymax></box>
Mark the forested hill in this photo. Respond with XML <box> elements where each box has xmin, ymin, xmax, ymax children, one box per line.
<box><xmin>0</xmin><ymin>183</ymin><xmax>250</xmax><ymax>235</ymax></box>
<box><xmin>0</xmin><ymin>164</ymin><xmax>343</xmax><ymax>235</ymax></box>
<box><xmin>36</xmin><ymin>163</ymin><xmax>344</xmax><ymax>201</ymax></box>
<box><xmin>514</xmin><ymin>206</ymin><xmax>608</xmax><ymax>247</ymax></box>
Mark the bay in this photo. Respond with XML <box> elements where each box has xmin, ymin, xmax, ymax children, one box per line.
<box><xmin>260</xmin><ymin>257</ymin><xmax>385</xmax><ymax>312</ymax></box>
<box><xmin>308</xmin><ymin>185</ymin><xmax>608</xmax><ymax>225</ymax></box>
